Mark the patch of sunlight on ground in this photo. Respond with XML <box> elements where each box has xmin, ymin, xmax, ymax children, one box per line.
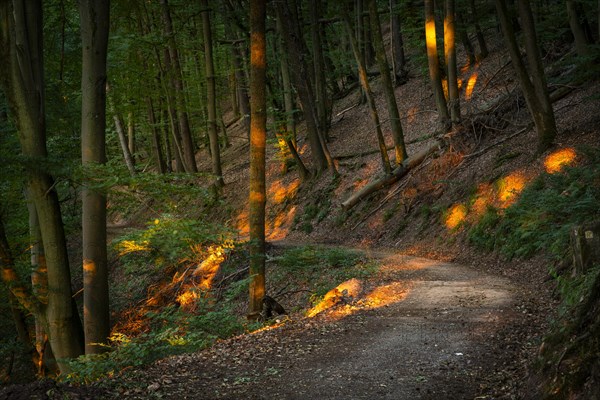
<box><xmin>267</xmin><ymin>206</ymin><xmax>297</xmax><ymax>240</ymax></box>
<box><xmin>307</xmin><ymin>278</ymin><xmax>363</xmax><ymax>318</ymax></box>
<box><xmin>544</xmin><ymin>147</ymin><xmax>576</xmax><ymax>174</ymax></box>
<box><xmin>117</xmin><ymin>239</ymin><xmax>150</xmax><ymax>255</ymax></box>
<box><xmin>498</xmin><ymin>170</ymin><xmax>528</xmax><ymax>208</ymax></box>
<box><xmin>269</xmin><ymin>179</ymin><xmax>300</xmax><ymax>205</ymax></box>
<box><xmin>465</xmin><ymin>72</ymin><xmax>478</xmax><ymax>100</ymax></box>
<box><xmin>445</xmin><ymin>204</ymin><xmax>467</xmax><ymax>230</ymax></box>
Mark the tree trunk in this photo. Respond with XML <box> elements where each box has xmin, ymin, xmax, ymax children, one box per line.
<box><xmin>356</xmin><ymin>0</ymin><xmax>367</xmax><ymax>104</ymax></box>
<box><xmin>1</xmin><ymin>214</ymin><xmax>41</xmax><ymax>377</ymax></box>
<box><xmin>567</xmin><ymin>0</ymin><xmax>591</xmax><ymax>57</ymax></box>
<box><xmin>469</xmin><ymin>0</ymin><xmax>488</xmax><ymax>58</ymax></box>
<box><xmin>275</xmin><ymin>1</ymin><xmax>334</xmax><ymax>173</ymax></box>
<box><xmin>342</xmin><ymin>7</ymin><xmax>391</xmax><ymax>175</ymax></box>
<box><xmin>248</xmin><ymin>0</ymin><xmax>267</xmax><ymax>320</ymax></box>
<box><xmin>425</xmin><ymin>0</ymin><xmax>450</xmax><ymax>127</ymax></box>
<box><xmin>309</xmin><ymin>0</ymin><xmax>330</xmax><ymax>140</ymax></box>
<box><xmin>80</xmin><ymin>0</ymin><xmax>110</xmax><ymax>355</ymax></box>
<box><xmin>495</xmin><ymin>0</ymin><xmax>557</xmax><ymax>152</ymax></box>
<box><xmin>232</xmin><ymin>42</ymin><xmax>251</xmax><ymax>136</ymax></box>
<box><xmin>113</xmin><ymin>113</ymin><xmax>137</xmax><ymax>176</ymax></box>
<box><xmin>147</xmin><ymin>97</ymin><xmax>167</xmax><ymax>174</ymax></box>
<box><xmin>0</xmin><ymin>0</ymin><xmax>84</xmax><ymax>372</ymax></box>
<box><xmin>276</xmin><ymin>12</ymin><xmax>297</xmax><ymax>146</ymax></box>
<box><xmin>26</xmin><ymin>194</ymin><xmax>55</xmax><ymax>374</ymax></box>
<box><xmin>201</xmin><ymin>0</ymin><xmax>224</xmax><ymax>187</ymax></box>
<box><xmin>160</xmin><ymin>0</ymin><xmax>197</xmax><ymax>173</ymax></box>
<box><xmin>390</xmin><ymin>0</ymin><xmax>408</xmax><ymax>85</ymax></box>
<box><xmin>445</xmin><ymin>0</ymin><xmax>461</xmax><ymax>124</ymax></box>
<box><xmin>127</xmin><ymin>111</ymin><xmax>135</xmax><ymax>163</ymax></box>
<box><xmin>369</xmin><ymin>0</ymin><xmax>408</xmax><ymax>166</ymax></box>
<box><xmin>456</xmin><ymin>12</ymin><xmax>476</xmax><ymax>65</ymax></box>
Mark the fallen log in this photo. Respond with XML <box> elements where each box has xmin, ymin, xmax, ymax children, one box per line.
<box><xmin>341</xmin><ymin>139</ymin><xmax>443</xmax><ymax>211</ymax></box>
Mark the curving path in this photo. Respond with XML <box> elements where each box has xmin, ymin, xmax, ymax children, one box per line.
<box><xmin>102</xmin><ymin>248</ymin><xmax>529</xmax><ymax>400</ymax></box>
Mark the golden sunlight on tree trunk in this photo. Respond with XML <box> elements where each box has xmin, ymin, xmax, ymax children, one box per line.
<box><xmin>0</xmin><ymin>0</ymin><xmax>84</xmax><ymax>372</ymax></box>
<box><xmin>425</xmin><ymin>0</ymin><xmax>450</xmax><ymax>127</ymax></box>
<box><xmin>80</xmin><ymin>0</ymin><xmax>110</xmax><ymax>355</ymax></box>
<box><xmin>444</xmin><ymin>0</ymin><xmax>460</xmax><ymax>124</ymax></box>
<box><xmin>248</xmin><ymin>0</ymin><xmax>267</xmax><ymax>319</ymax></box>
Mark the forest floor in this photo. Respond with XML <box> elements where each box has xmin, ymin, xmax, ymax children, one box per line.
<box><xmin>92</xmin><ymin>247</ymin><xmax>551</xmax><ymax>400</ymax></box>
<box><xmin>0</xmin><ymin>247</ymin><xmax>551</xmax><ymax>400</ymax></box>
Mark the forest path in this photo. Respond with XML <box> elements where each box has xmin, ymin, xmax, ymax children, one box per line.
<box><xmin>107</xmin><ymin>247</ymin><xmax>530</xmax><ymax>400</ymax></box>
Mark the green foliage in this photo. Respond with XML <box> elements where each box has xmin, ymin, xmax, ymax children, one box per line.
<box><xmin>272</xmin><ymin>246</ymin><xmax>376</xmax><ymax>298</ymax></box>
<box><xmin>275</xmin><ymin>246</ymin><xmax>361</xmax><ymax>271</ymax></box>
<box><xmin>469</xmin><ymin>147</ymin><xmax>600</xmax><ymax>259</ymax></box>
<box><xmin>66</xmin><ymin>305</ymin><xmax>246</xmax><ymax>384</ymax></box>
<box><xmin>114</xmin><ymin>216</ymin><xmax>232</xmax><ymax>269</ymax></box>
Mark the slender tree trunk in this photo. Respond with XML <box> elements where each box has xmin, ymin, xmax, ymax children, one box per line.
<box><xmin>248</xmin><ymin>0</ymin><xmax>266</xmax><ymax>320</ymax></box>
<box><xmin>162</xmin><ymin>109</ymin><xmax>174</xmax><ymax>173</ymax></box>
<box><xmin>113</xmin><ymin>113</ymin><xmax>137</xmax><ymax>176</ymax></box>
<box><xmin>369</xmin><ymin>0</ymin><xmax>408</xmax><ymax>165</ymax></box>
<box><xmin>356</xmin><ymin>0</ymin><xmax>367</xmax><ymax>104</ymax></box>
<box><xmin>495</xmin><ymin>0</ymin><xmax>557</xmax><ymax>152</ymax></box>
<box><xmin>147</xmin><ymin>97</ymin><xmax>167</xmax><ymax>174</ymax></box>
<box><xmin>276</xmin><ymin>13</ymin><xmax>297</xmax><ymax>146</ymax></box>
<box><xmin>127</xmin><ymin>111</ymin><xmax>135</xmax><ymax>163</ymax></box>
<box><xmin>456</xmin><ymin>12</ymin><xmax>476</xmax><ymax>65</ymax></box>
<box><xmin>469</xmin><ymin>0</ymin><xmax>488</xmax><ymax>58</ymax></box>
<box><xmin>80</xmin><ymin>0</ymin><xmax>110</xmax><ymax>355</ymax></box>
<box><xmin>231</xmin><ymin>42</ymin><xmax>251</xmax><ymax>136</ymax></box>
<box><xmin>158</xmin><ymin>49</ymin><xmax>186</xmax><ymax>172</ymax></box>
<box><xmin>1</xmin><ymin>215</ymin><xmax>40</xmax><ymax>377</ymax></box>
<box><xmin>309</xmin><ymin>0</ymin><xmax>329</xmax><ymax>140</ymax></box>
<box><xmin>390</xmin><ymin>0</ymin><xmax>408</xmax><ymax>85</ymax></box>
<box><xmin>0</xmin><ymin>0</ymin><xmax>84</xmax><ymax>372</ymax></box>
<box><xmin>425</xmin><ymin>0</ymin><xmax>450</xmax><ymax>127</ymax></box>
<box><xmin>567</xmin><ymin>0</ymin><xmax>592</xmax><ymax>57</ymax></box>
<box><xmin>26</xmin><ymin>195</ymin><xmax>55</xmax><ymax>375</ymax></box>
<box><xmin>342</xmin><ymin>8</ymin><xmax>391</xmax><ymax>175</ymax></box>
<box><xmin>160</xmin><ymin>0</ymin><xmax>197</xmax><ymax>173</ymax></box>
<box><xmin>445</xmin><ymin>0</ymin><xmax>461</xmax><ymax>123</ymax></box>
<box><xmin>201</xmin><ymin>0</ymin><xmax>224</xmax><ymax>187</ymax></box>
<box><xmin>276</xmin><ymin>1</ymin><xmax>335</xmax><ymax>173</ymax></box>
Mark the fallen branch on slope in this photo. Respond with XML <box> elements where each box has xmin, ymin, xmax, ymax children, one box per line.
<box><xmin>341</xmin><ymin>139</ymin><xmax>443</xmax><ymax>211</ymax></box>
<box><xmin>463</xmin><ymin>124</ymin><xmax>532</xmax><ymax>159</ymax></box>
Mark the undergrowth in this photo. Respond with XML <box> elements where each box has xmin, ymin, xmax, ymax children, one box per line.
<box><xmin>467</xmin><ymin>146</ymin><xmax>600</xmax><ymax>397</ymax></box>
<box><xmin>67</xmin><ymin>240</ymin><xmax>376</xmax><ymax>384</ymax></box>
<box><xmin>468</xmin><ymin>147</ymin><xmax>600</xmax><ymax>261</ymax></box>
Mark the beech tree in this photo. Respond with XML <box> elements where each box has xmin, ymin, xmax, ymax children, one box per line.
<box><xmin>425</xmin><ymin>0</ymin><xmax>450</xmax><ymax>127</ymax></box>
<box><xmin>248</xmin><ymin>0</ymin><xmax>267</xmax><ymax>319</ymax></box>
<box><xmin>368</xmin><ymin>0</ymin><xmax>408</xmax><ymax>165</ymax></box>
<box><xmin>496</xmin><ymin>0</ymin><xmax>557</xmax><ymax>152</ymax></box>
<box><xmin>201</xmin><ymin>0</ymin><xmax>224</xmax><ymax>187</ymax></box>
<box><xmin>0</xmin><ymin>0</ymin><xmax>84</xmax><ymax>373</ymax></box>
<box><xmin>80</xmin><ymin>0</ymin><xmax>110</xmax><ymax>354</ymax></box>
<box><xmin>275</xmin><ymin>0</ymin><xmax>335</xmax><ymax>173</ymax></box>
<box><xmin>342</xmin><ymin>6</ymin><xmax>391</xmax><ymax>175</ymax></box>
<box><xmin>445</xmin><ymin>0</ymin><xmax>460</xmax><ymax>124</ymax></box>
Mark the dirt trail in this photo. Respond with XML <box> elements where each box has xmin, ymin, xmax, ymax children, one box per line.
<box><xmin>102</xmin><ymin>249</ymin><xmax>530</xmax><ymax>400</ymax></box>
